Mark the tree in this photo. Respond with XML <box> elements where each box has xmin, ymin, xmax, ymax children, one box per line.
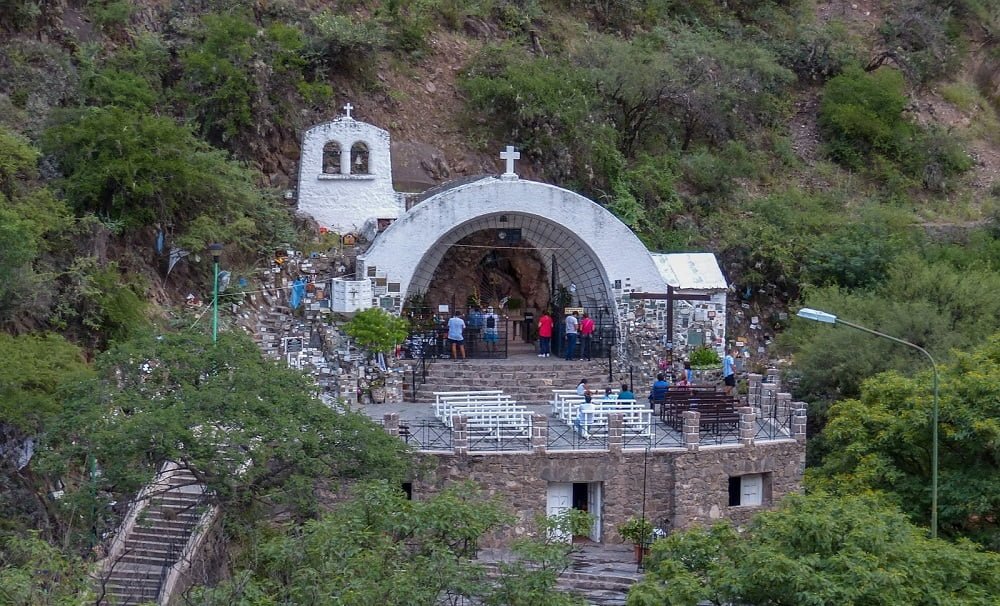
<box><xmin>627</xmin><ymin>493</ymin><xmax>1000</xmax><ymax>606</ymax></box>
<box><xmin>0</xmin><ymin>532</ymin><xmax>94</xmax><ymax>605</ymax></box>
<box><xmin>42</xmin><ymin>106</ymin><xmax>293</xmax><ymax>252</ymax></box>
<box><xmin>344</xmin><ymin>307</ymin><xmax>410</xmax><ymax>356</ymax></box>
<box><xmin>811</xmin><ymin>334</ymin><xmax>1000</xmax><ymax>549</ymax></box>
<box><xmin>190</xmin><ymin>481</ymin><xmax>588</xmax><ymax>606</ymax></box>
<box><xmin>34</xmin><ymin>330</ymin><xmax>409</xmax><ymax>551</ymax></box>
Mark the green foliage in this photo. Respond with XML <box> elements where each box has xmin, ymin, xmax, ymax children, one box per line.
<box><xmin>461</xmin><ymin>45</ymin><xmax>599</xmax><ymax>185</ymax></box>
<box><xmin>177</xmin><ymin>12</ymin><xmax>259</xmax><ymax>145</ymax></box>
<box><xmin>628</xmin><ymin>492</ymin><xmax>1000</xmax><ymax>606</ymax></box>
<box><xmin>786</xmin><ymin>251</ymin><xmax>1000</xmax><ymax>403</ymax></box>
<box><xmin>42</xmin><ymin>106</ymin><xmax>293</xmax><ymax>251</ymax></box>
<box><xmin>688</xmin><ymin>347</ymin><xmax>721</xmax><ymax>368</ymax></box>
<box><xmin>716</xmin><ymin>188</ymin><xmax>846</xmax><ymax>295</ymax></box>
<box><xmin>819</xmin><ymin>67</ymin><xmax>971</xmax><ymax>190</ymax></box>
<box><xmin>803</xmin><ymin>218</ymin><xmax>908</xmax><ymax>289</ymax></box>
<box><xmin>773</xmin><ymin>20</ymin><xmax>865</xmax><ymax>82</ymax></box>
<box><xmin>344</xmin><ymin>307</ymin><xmax>410</xmax><ymax>354</ymax></box>
<box><xmin>85</xmin><ymin>0</ymin><xmax>133</xmax><ymax>30</ymax></box>
<box><xmin>0</xmin><ymin>532</ymin><xmax>94</xmax><ymax>605</ymax></box>
<box><xmin>0</xmin><ymin>333</ymin><xmax>92</xmax><ymax>434</ymax></box>
<box><xmin>35</xmin><ymin>331</ymin><xmax>409</xmax><ymax>551</ymax></box>
<box><xmin>617</xmin><ymin>516</ymin><xmax>655</xmax><ymax>545</ymax></box>
<box><xmin>820</xmin><ymin>67</ymin><xmax>913</xmax><ymax>170</ymax></box>
<box><xmin>811</xmin><ymin>334</ymin><xmax>1000</xmax><ymax>548</ymax></box>
<box><xmin>0</xmin><ymin>0</ymin><xmax>42</xmax><ymax>31</ymax></box>
<box><xmin>878</xmin><ymin>0</ymin><xmax>960</xmax><ymax>84</ymax></box>
<box><xmin>51</xmin><ymin>258</ymin><xmax>148</xmax><ymax>349</ymax></box>
<box><xmin>193</xmin><ymin>480</ymin><xmax>582</xmax><ymax>605</ymax></box>
<box><xmin>307</xmin><ymin>10</ymin><xmax>387</xmax><ymax>79</ymax></box>
<box><xmin>0</xmin><ymin>127</ymin><xmax>75</xmax><ymax>325</ymax></box>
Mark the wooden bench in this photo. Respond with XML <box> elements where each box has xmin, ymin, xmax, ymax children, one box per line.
<box><xmin>660</xmin><ymin>394</ymin><xmax>740</xmax><ymax>432</ymax></box>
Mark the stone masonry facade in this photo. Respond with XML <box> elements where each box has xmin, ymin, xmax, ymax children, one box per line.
<box><xmin>410</xmin><ymin>438</ymin><xmax>804</xmax><ymax>547</ymax></box>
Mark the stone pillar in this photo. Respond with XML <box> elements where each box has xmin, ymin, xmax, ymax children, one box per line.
<box><xmin>531</xmin><ymin>414</ymin><xmax>547</xmax><ymax>453</ymax></box>
<box><xmin>453</xmin><ymin>416</ymin><xmax>468</xmax><ymax>455</ymax></box>
<box><xmin>766</xmin><ymin>367</ymin><xmax>780</xmax><ymax>387</ymax></box>
<box><xmin>383</xmin><ymin>412</ymin><xmax>400</xmax><ymax>438</ymax></box>
<box><xmin>746</xmin><ymin>373</ymin><xmax>762</xmax><ymax>411</ymax></box>
<box><xmin>792</xmin><ymin>407</ymin><xmax>807</xmax><ymax>443</ymax></box>
<box><xmin>776</xmin><ymin>392</ymin><xmax>792</xmax><ymax>423</ymax></box>
<box><xmin>683</xmin><ymin>410</ymin><xmax>700</xmax><ymax>452</ymax></box>
<box><xmin>738</xmin><ymin>406</ymin><xmax>756</xmax><ymax>446</ymax></box>
<box><xmin>608</xmin><ymin>413</ymin><xmax>624</xmax><ymax>453</ymax></box>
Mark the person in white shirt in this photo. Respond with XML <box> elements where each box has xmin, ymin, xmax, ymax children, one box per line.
<box><xmin>574</xmin><ymin>394</ymin><xmax>594</xmax><ymax>439</ymax></box>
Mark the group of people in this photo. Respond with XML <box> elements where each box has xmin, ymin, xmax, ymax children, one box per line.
<box><xmin>572</xmin><ymin>378</ymin><xmax>635</xmax><ymax>439</ymax></box>
<box><xmin>535</xmin><ymin>310</ymin><xmax>596</xmax><ymax>360</ymax></box>
<box><xmin>445</xmin><ymin>307</ymin><xmax>501</xmax><ymax>359</ymax></box>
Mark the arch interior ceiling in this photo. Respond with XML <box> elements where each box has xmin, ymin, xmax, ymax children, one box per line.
<box><xmin>409</xmin><ymin>212</ymin><xmax>610</xmax><ymax>311</ymax></box>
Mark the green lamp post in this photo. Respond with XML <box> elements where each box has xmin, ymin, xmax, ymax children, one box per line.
<box><xmin>209</xmin><ymin>243</ymin><xmax>223</xmax><ymax>343</ymax></box>
<box><xmin>796</xmin><ymin>307</ymin><xmax>940</xmax><ymax>538</ymax></box>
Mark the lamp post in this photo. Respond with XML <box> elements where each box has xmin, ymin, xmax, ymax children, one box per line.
<box><xmin>209</xmin><ymin>243</ymin><xmax>223</xmax><ymax>343</ymax></box>
<box><xmin>796</xmin><ymin>307</ymin><xmax>939</xmax><ymax>538</ymax></box>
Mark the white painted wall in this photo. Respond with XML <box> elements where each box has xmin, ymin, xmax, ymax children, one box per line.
<box><xmin>358</xmin><ymin>177</ymin><xmax>669</xmax><ymax>306</ymax></box>
<box><xmin>297</xmin><ymin>118</ymin><xmax>402</xmax><ymax>234</ymax></box>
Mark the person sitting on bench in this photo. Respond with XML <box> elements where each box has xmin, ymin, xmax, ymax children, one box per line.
<box><xmin>648</xmin><ymin>373</ymin><xmax>670</xmax><ymax>409</ymax></box>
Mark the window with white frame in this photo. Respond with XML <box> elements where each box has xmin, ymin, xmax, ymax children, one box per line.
<box><xmin>728</xmin><ymin>473</ymin><xmax>765</xmax><ymax>507</ymax></box>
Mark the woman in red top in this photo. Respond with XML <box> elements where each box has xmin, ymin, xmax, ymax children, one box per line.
<box><xmin>580</xmin><ymin>313</ymin><xmax>595</xmax><ymax>361</ymax></box>
<box><xmin>537</xmin><ymin>311</ymin><xmax>554</xmax><ymax>357</ymax></box>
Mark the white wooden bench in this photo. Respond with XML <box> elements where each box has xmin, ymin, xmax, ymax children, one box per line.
<box><xmin>566</xmin><ymin>399</ymin><xmax>653</xmax><ymax>438</ymax></box>
<box><xmin>464</xmin><ymin>410</ymin><xmax>533</xmax><ymax>441</ymax></box>
<box><xmin>436</xmin><ymin>398</ymin><xmax>516</xmax><ymax>423</ymax></box>
<box><xmin>433</xmin><ymin>390</ymin><xmax>508</xmax><ymax>420</ymax></box>
<box><xmin>550</xmin><ymin>389</ymin><xmax>619</xmax><ymax>419</ymax></box>
<box><xmin>442</xmin><ymin>401</ymin><xmax>525</xmax><ymax>428</ymax></box>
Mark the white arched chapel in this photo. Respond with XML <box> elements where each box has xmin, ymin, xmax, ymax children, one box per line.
<box><xmin>296</xmin><ymin>106</ymin><xmax>729</xmax><ymax>353</ymax></box>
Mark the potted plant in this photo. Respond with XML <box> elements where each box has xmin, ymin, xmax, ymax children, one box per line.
<box><xmin>617</xmin><ymin>517</ymin><xmax>655</xmax><ymax>562</ymax></box>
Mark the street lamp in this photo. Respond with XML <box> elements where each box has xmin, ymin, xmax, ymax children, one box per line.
<box><xmin>209</xmin><ymin>243</ymin><xmax>223</xmax><ymax>343</ymax></box>
<box><xmin>796</xmin><ymin>307</ymin><xmax>940</xmax><ymax>538</ymax></box>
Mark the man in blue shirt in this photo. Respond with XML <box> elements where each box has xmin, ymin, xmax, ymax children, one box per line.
<box><xmin>648</xmin><ymin>373</ymin><xmax>669</xmax><ymax>410</ymax></box>
<box><xmin>447</xmin><ymin>311</ymin><xmax>466</xmax><ymax>360</ymax></box>
<box><xmin>723</xmin><ymin>349</ymin><xmax>736</xmax><ymax>395</ymax></box>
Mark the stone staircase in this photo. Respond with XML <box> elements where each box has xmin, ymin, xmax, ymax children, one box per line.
<box><xmin>97</xmin><ymin>465</ymin><xmax>210</xmax><ymax>605</ymax></box>
<box><xmin>412</xmin><ymin>342</ymin><xmax>616</xmax><ymax>405</ymax></box>
<box><xmin>480</xmin><ymin>543</ymin><xmax>642</xmax><ymax>606</ymax></box>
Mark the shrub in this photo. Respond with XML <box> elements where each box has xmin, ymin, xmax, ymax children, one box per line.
<box><xmin>819</xmin><ymin>67</ymin><xmax>912</xmax><ymax>170</ymax></box>
<box><xmin>689</xmin><ymin>347</ymin><xmax>721</xmax><ymax>368</ymax></box>
<box><xmin>774</xmin><ymin>20</ymin><xmax>865</xmax><ymax>82</ymax></box>
<box><xmin>306</xmin><ymin>11</ymin><xmax>386</xmax><ymax>79</ymax></box>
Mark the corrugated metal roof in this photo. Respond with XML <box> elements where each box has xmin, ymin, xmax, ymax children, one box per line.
<box><xmin>650</xmin><ymin>253</ymin><xmax>728</xmax><ymax>290</ymax></box>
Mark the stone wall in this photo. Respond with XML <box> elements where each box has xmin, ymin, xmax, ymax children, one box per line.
<box><xmin>411</xmin><ymin>438</ymin><xmax>804</xmax><ymax>546</ymax></box>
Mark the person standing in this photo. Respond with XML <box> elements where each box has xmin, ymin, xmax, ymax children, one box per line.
<box><xmin>722</xmin><ymin>348</ymin><xmax>736</xmax><ymax>395</ymax></box>
<box><xmin>537</xmin><ymin>310</ymin><xmax>553</xmax><ymax>357</ymax></box>
<box><xmin>564</xmin><ymin>310</ymin><xmax>579</xmax><ymax>361</ymax></box>
<box><xmin>580</xmin><ymin>312</ymin><xmax>595</xmax><ymax>361</ymax></box>
<box><xmin>447</xmin><ymin>310</ymin><xmax>466</xmax><ymax>360</ymax></box>
<box><xmin>483</xmin><ymin>306</ymin><xmax>501</xmax><ymax>354</ymax></box>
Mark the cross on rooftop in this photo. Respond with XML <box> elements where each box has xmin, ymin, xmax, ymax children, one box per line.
<box><xmin>343</xmin><ymin>102</ymin><xmax>354</xmax><ymax>119</ymax></box>
<box><xmin>500</xmin><ymin>145</ymin><xmax>520</xmax><ymax>177</ymax></box>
